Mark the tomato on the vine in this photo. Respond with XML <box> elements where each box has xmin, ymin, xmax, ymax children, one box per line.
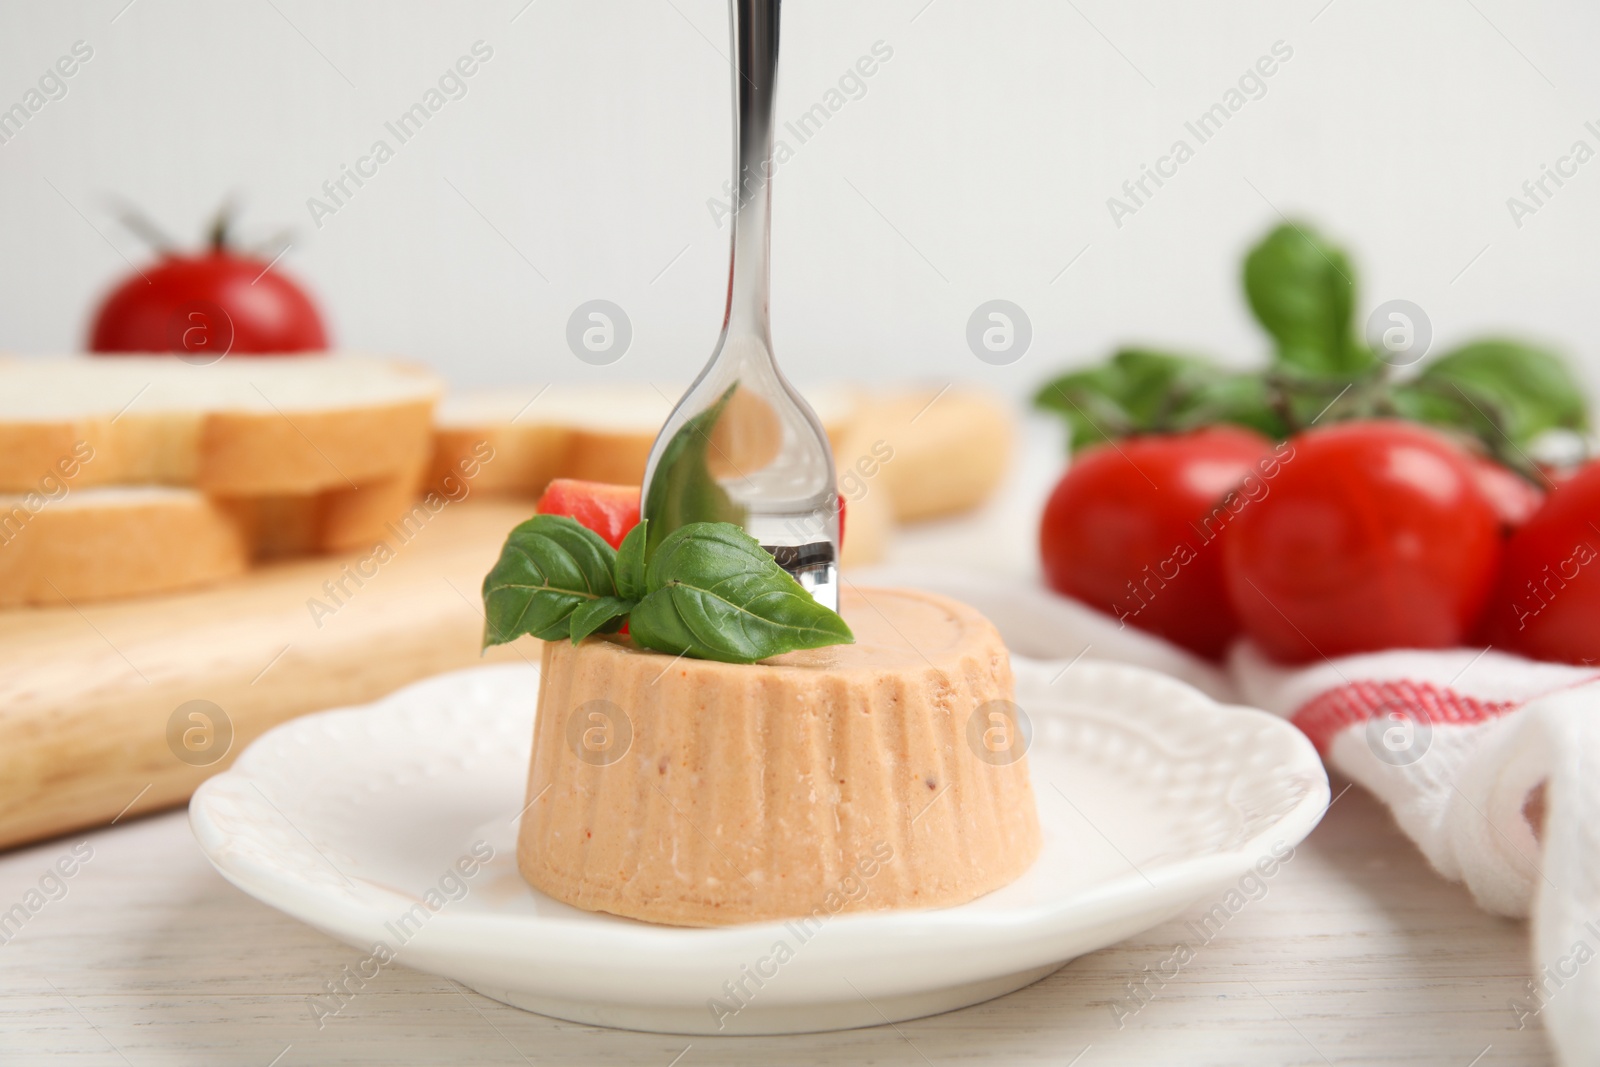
<box><xmin>1479</xmin><ymin>461</ymin><xmax>1600</xmax><ymax>665</ymax></box>
<box><xmin>1222</xmin><ymin>420</ymin><xmax>1502</xmax><ymax>663</ymax></box>
<box><xmin>1469</xmin><ymin>457</ymin><xmax>1545</xmax><ymax>530</ymax></box>
<box><xmin>1040</xmin><ymin>426</ymin><xmax>1274</xmax><ymax>661</ymax></box>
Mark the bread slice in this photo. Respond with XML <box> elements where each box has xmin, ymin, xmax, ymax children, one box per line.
<box><xmin>427</xmin><ymin>383</ymin><xmax>1011</xmax><ymax>565</ymax></box>
<box><xmin>428</xmin><ymin>383</ymin><xmax>861</xmax><ymax>497</ymax></box>
<box><xmin>0</xmin><ymin>487</ymin><xmax>249</xmax><ymax>607</ymax></box>
<box><xmin>428</xmin><ymin>384</ymin><xmax>661</xmax><ymax>497</ymax></box>
<box><xmin>223</xmin><ymin>460</ymin><xmax>429</xmax><ymax>557</ymax></box>
<box><xmin>0</xmin><ymin>356</ymin><xmax>441</xmax><ymax>496</ymax></box>
<box><xmin>0</xmin><ymin>469</ymin><xmax>435</xmax><ymax>606</ymax></box>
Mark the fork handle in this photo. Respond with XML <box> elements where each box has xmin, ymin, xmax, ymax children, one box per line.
<box><xmin>723</xmin><ymin>0</ymin><xmax>780</xmax><ymax>346</ymax></box>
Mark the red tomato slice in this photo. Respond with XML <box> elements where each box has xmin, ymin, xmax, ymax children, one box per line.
<box><xmin>536</xmin><ymin>479</ymin><xmax>641</xmax><ymax>550</ymax></box>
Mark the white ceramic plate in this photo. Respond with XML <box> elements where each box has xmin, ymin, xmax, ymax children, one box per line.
<box><xmin>190</xmin><ymin>658</ymin><xmax>1327</xmax><ymax>1036</ymax></box>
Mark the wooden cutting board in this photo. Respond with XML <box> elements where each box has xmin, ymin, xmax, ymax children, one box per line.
<box><xmin>0</xmin><ymin>498</ymin><xmax>538</xmax><ymax>851</ymax></box>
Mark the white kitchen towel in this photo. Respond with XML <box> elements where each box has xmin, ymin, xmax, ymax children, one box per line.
<box><xmin>863</xmin><ymin>568</ymin><xmax>1600</xmax><ymax>1065</ymax></box>
<box><xmin>1232</xmin><ymin>650</ymin><xmax>1600</xmax><ymax>1065</ymax></box>
<box><xmin>1233</xmin><ymin>645</ymin><xmax>1596</xmax><ymax>916</ymax></box>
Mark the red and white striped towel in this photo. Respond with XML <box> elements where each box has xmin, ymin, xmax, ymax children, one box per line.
<box><xmin>1233</xmin><ymin>646</ymin><xmax>1600</xmax><ymax>1061</ymax></box>
<box><xmin>866</xmin><ymin>568</ymin><xmax>1600</xmax><ymax>1064</ymax></box>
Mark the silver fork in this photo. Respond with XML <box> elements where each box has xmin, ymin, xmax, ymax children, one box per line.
<box><xmin>640</xmin><ymin>0</ymin><xmax>840</xmax><ymax>609</ymax></box>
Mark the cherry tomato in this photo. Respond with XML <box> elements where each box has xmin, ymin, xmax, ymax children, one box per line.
<box><xmin>1479</xmin><ymin>461</ymin><xmax>1600</xmax><ymax>665</ymax></box>
<box><xmin>1469</xmin><ymin>457</ymin><xmax>1545</xmax><ymax>530</ymax></box>
<box><xmin>1040</xmin><ymin>426</ymin><xmax>1273</xmax><ymax>661</ymax></box>
<box><xmin>536</xmin><ymin>479</ymin><xmax>641</xmax><ymax>550</ymax></box>
<box><xmin>1222</xmin><ymin>421</ymin><xmax>1501</xmax><ymax>663</ymax></box>
<box><xmin>90</xmin><ymin>251</ymin><xmax>327</xmax><ymax>356</ymax></box>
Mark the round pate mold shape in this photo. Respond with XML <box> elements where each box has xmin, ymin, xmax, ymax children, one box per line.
<box><xmin>516</xmin><ymin>586</ymin><xmax>1043</xmax><ymax>927</ymax></box>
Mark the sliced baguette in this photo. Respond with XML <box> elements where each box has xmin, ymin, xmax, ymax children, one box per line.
<box><xmin>0</xmin><ymin>487</ymin><xmax>249</xmax><ymax>607</ymax></box>
<box><xmin>0</xmin><ymin>355</ymin><xmax>440</xmax><ymax>496</ymax></box>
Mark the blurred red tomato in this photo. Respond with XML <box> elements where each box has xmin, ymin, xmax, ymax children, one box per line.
<box><xmin>1479</xmin><ymin>461</ymin><xmax>1600</xmax><ymax>665</ymax></box>
<box><xmin>1040</xmin><ymin>426</ymin><xmax>1273</xmax><ymax>660</ymax></box>
<box><xmin>1222</xmin><ymin>421</ymin><xmax>1501</xmax><ymax>663</ymax></box>
<box><xmin>1469</xmin><ymin>457</ymin><xmax>1545</xmax><ymax>530</ymax></box>
<box><xmin>90</xmin><ymin>251</ymin><xmax>327</xmax><ymax>357</ymax></box>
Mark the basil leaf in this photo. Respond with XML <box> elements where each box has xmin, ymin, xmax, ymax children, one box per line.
<box><xmin>1416</xmin><ymin>340</ymin><xmax>1589</xmax><ymax>444</ymax></box>
<box><xmin>1034</xmin><ymin>349</ymin><xmax>1288</xmax><ymax>447</ymax></box>
<box><xmin>1033</xmin><ymin>363</ymin><xmax>1133</xmax><ymax>449</ymax></box>
<box><xmin>1244</xmin><ymin>222</ymin><xmax>1376</xmax><ymax>377</ymax></box>
<box><xmin>568</xmin><ymin>596</ymin><xmax>635</xmax><ymax>644</ymax></box>
<box><xmin>628</xmin><ymin>523</ymin><xmax>854</xmax><ymax>664</ymax></box>
<box><xmin>1389</xmin><ymin>380</ymin><xmax>1484</xmax><ymax>431</ymax></box>
<box><xmin>1100</xmin><ymin>349</ymin><xmax>1215</xmax><ymax>426</ymax></box>
<box><xmin>481</xmin><ymin>515</ymin><xmax>618</xmax><ymax>648</ymax></box>
<box><xmin>1035</xmin><ymin>349</ymin><xmax>1209</xmax><ymax>448</ymax></box>
<box><xmin>615</xmin><ymin>519</ymin><xmax>649</xmax><ymax>602</ymax></box>
<box><xmin>642</xmin><ymin>383</ymin><xmax>746</xmax><ymax>556</ymax></box>
<box><xmin>1171</xmin><ymin>372</ymin><xmax>1291</xmax><ymax>439</ymax></box>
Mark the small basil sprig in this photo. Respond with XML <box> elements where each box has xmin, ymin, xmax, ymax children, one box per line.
<box><xmin>481</xmin><ymin>516</ymin><xmax>853</xmax><ymax>665</ymax></box>
<box><xmin>628</xmin><ymin>523</ymin><xmax>854</xmax><ymax>663</ymax></box>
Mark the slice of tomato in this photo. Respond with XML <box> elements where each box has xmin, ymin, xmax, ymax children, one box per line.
<box><xmin>535</xmin><ymin>479</ymin><xmax>641</xmax><ymax>550</ymax></box>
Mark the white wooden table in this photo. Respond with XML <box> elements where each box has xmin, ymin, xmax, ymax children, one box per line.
<box><xmin>0</xmin><ymin>785</ymin><xmax>1550</xmax><ymax>1066</ymax></box>
<box><xmin>0</xmin><ymin>426</ymin><xmax>1557</xmax><ymax>1065</ymax></box>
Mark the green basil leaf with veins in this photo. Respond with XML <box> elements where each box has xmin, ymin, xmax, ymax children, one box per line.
<box><xmin>641</xmin><ymin>382</ymin><xmax>746</xmax><ymax>556</ymax></box>
<box><xmin>1244</xmin><ymin>222</ymin><xmax>1376</xmax><ymax>378</ymax></box>
<box><xmin>481</xmin><ymin>515</ymin><xmax>618</xmax><ymax>648</ymax></box>
<box><xmin>567</xmin><ymin>596</ymin><xmax>635</xmax><ymax>644</ymax></box>
<box><xmin>615</xmin><ymin>520</ymin><xmax>650</xmax><ymax>602</ymax></box>
<box><xmin>628</xmin><ymin>523</ymin><xmax>854</xmax><ymax>665</ymax></box>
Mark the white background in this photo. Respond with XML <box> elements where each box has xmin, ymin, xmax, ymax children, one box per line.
<box><xmin>1</xmin><ymin>0</ymin><xmax>1598</xmax><ymax>401</ymax></box>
